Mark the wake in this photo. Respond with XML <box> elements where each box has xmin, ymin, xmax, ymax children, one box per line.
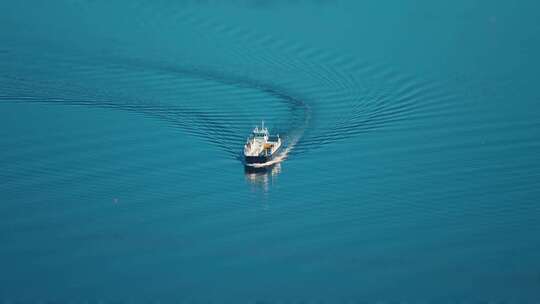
<box><xmin>244</xmin><ymin>144</ymin><xmax>295</xmax><ymax>168</ymax></box>
<box><xmin>245</xmin><ymin>105</ymin><xmax>310</xmax><ymax>168</ymax></box>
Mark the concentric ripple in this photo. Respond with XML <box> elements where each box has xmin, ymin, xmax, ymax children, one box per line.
<box><xmin>0</xmin><ymin>1</ymin><xmax>454</xmax><ymax>166</ymax></box>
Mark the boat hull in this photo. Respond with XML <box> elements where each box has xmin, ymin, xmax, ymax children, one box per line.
<box><xmin>244</xmin><ymin>154</ymin><xmax>274</xmax><ymax>164</ymax></box>
<box><xmin>244</xmin><ymin>163</ymin><xmax>275</xmax><ymax>173</ymax></box>
<box><xmin>244</xmin><ymin>146</ymin><xmax>281</xmax><ymax>165</ymax></box>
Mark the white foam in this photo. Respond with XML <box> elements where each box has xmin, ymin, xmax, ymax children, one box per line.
<box><xmin>245</xmin><ymin>100</ymin><xmax>311</xmax><ymax>168</ymax></box>
<box><xmin>245</xmin><ymin>145</ymin><xmax>293</xmax><ymax>168</ymax></box>
<box><xmin>245</xmin><ymin>119</ymin><xmax>307</xmax><ymax>168</ymax></box>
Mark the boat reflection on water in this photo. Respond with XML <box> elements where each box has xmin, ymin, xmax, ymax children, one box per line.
<box><xmin>244</xmin><ymin>163</ymin><xmax>282</xmax><ymax>192</ymax></box>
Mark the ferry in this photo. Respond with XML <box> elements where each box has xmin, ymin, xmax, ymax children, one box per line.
<box><xmin>244</xmin><ymin>121</ymin><xmax>282</xmax><ymax>165</ymax></box>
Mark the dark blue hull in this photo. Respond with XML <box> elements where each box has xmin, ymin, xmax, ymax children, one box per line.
<box><xmin>244</xmin><ymin>154</ymin><xmax>274</xmax><ymax>164</ymax></box>
<box><xmin>244</xmin><ymin>164</ymin><xmax>275</xmax><ymax>174</ymax></box>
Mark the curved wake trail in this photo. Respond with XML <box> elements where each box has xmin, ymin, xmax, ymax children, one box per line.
<box><xmin>1</xmin><ymin>1</ymin><xmax>429</xmax><ymax>168</ymax></box>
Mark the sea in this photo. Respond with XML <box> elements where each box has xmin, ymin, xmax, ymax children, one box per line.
<box><xmin>1</xmin><ymin>0</ymin><xmax>539</xmax><ymax>302</ymax></box>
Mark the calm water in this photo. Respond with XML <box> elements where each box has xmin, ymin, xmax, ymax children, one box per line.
<box><xmin>1</xmin><ymin>1</ymin><xmax>540</xmax><ymax>301</ymax></box>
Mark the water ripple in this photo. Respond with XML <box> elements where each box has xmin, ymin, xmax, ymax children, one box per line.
<box><xmin>0</xmin><ymin>4</ymin><xmax>455</xmax><ymax>167</ymax></box>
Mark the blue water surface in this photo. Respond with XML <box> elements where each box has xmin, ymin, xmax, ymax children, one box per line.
<box><xmin>1</xmin><ymin>0</ymin><xmax>539</xmax><ymax>302</ymax></box>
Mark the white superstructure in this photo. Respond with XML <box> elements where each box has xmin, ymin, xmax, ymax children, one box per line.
<box><xmin>243</xmin><ymin>122</ymin><xmax>281</xmax><ymax>162</ymax></box>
